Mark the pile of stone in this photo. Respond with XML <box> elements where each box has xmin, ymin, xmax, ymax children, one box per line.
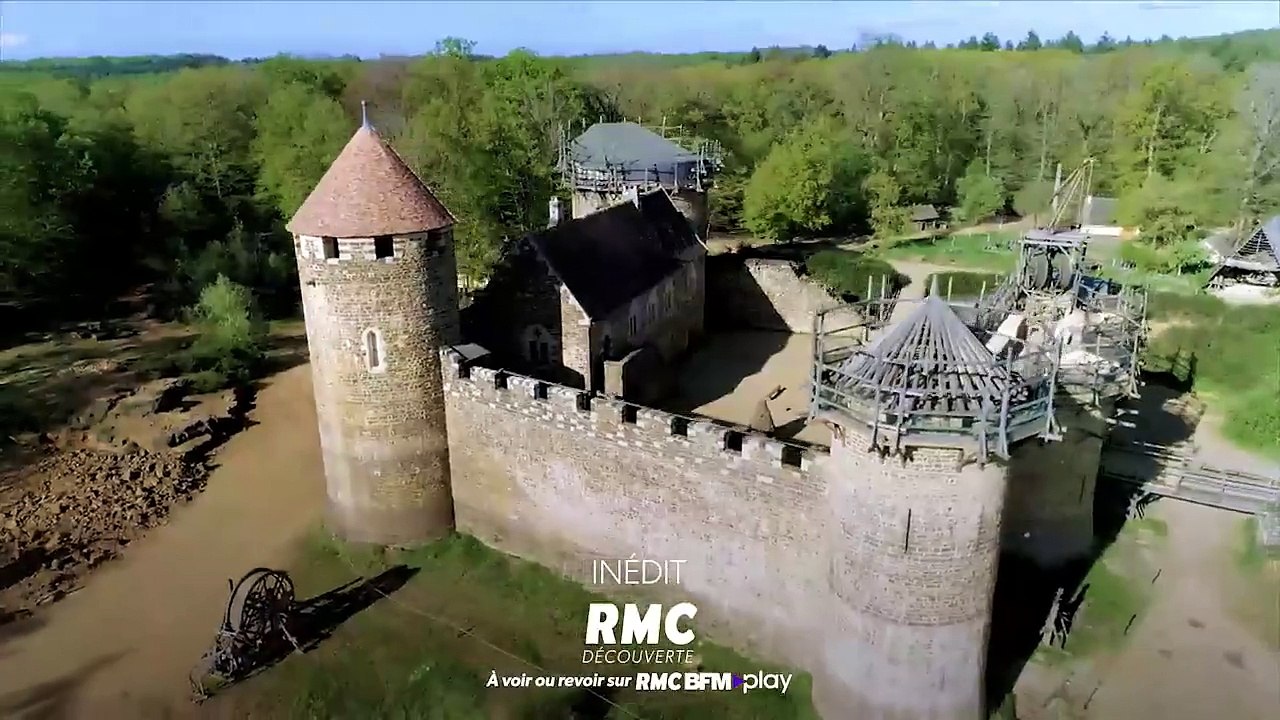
<box><xmin>0</xmin><ymin>447</ymin><xmax>207</xmax><ymax>615</ymax></box>
<box><xmin>0</xmin><ymin>377</ymin><xmax>248</xmax><ymax>621</ymax></box>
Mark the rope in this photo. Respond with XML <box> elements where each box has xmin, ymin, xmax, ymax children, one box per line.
<box><xmin>301</xmin><ymin>552</ymin><xmax>649</xmax><ymax>720</ymax></box>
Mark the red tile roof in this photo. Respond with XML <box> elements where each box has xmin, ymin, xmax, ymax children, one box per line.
<box><xmin>287</xmin><ymin>125</ymin><xmax>455</xmax><ymax>238</ymax></box>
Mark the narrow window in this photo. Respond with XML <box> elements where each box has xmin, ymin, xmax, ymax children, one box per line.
<box><xmin>724</xmin><ymin>430</ymin><xmax>744</xmax><ymax>453</ymax></box>
<box><xmin>528</xmin><ymin>339</ymin><xmax>538</xmax><ymax>361</ymax></box>
<box><xmin>374</xmin><ymin>235</ymin><xmax>394</xmax><ymax>259</ymax></box>
<box><xmin>629</xmin><ymin>315</ymin><xmax>637</xmax><ymax>337</ymax></box>
<box><xmin>322</xmin><ymin>237</ymin><xmax>339</xmax><ymax>260</ymax></box>
<box><xmin>538</xmin><ymin>341</ymin><xmax>550</xmax><ymax>364</ymax></box>
<box><xmin>364</xmin><ymin>329</ymin><xmax>385</xmax><ymax>372</ymax></box>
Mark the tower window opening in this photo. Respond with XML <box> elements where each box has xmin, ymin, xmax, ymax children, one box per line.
<box><xmin>364</xmin><ymin>328</ymin><xmax>386</xmax><ymax>373</ymax></box>
<box><xmin>322</xmin><ymin>237</ymin><xmax>339</xmax><ymax>260</ymax></box>
<box><xmin>724</xmin><ymin>430</ymin><xmax>744</xmax><ymax>453</ymax></box>
<box><xmin>374</xmin><ymin>235</ymin><xmax>394</xmax><ymax>259</ymax></box>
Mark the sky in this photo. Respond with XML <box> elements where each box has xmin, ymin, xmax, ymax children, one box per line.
<box><xmin>0</xmin><ymin>0</ymin><xmax>1277</xmax><ymax>61</ymax></box>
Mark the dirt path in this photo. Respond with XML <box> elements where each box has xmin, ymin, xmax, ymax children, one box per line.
<box><xmin>1070</xmin><ymin>501</ymin><xmax>1280</xmax><ymax>720</ymax></box>
<box><xmin>0</xmin><ymin>365</ymin><xmax>325</xmax><ymax>719</ymax></box>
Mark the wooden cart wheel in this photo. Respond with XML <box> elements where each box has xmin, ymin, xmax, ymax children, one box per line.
<box><xmin>228</xmin><ymin>569</ymin><xmax>295</xmax><ymax>648</ymax></box>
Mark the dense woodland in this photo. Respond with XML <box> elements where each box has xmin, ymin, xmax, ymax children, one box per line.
<box><xmin>2</xmin><ymin>29</ymin><xmax>1279</xmax><ymax>326</ymax></box>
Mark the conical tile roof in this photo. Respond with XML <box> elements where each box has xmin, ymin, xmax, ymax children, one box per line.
<box><xmin>836</xmin><ymin>296</ymin><xmax>1010</xmax><ymax>415</ymax></box>
<box><xmin>287</xmin><ymin>124</ymin><xmax>455</xmax><ymax>238</ymax></box>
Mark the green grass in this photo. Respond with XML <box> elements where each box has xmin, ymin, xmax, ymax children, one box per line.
<box><xmin>1142</xmin><ymin>291</ymin><xmax>1280</xmax><ymax>458</ymax></box>
<box><xmin>866</xmin><ymin>231</ymin><xmax>1018</xmax><ymax>272</ymax></box>
<box><xmin>1228</xmin><ymin>518</ymin><xmax>1280</xmax><ymax>650</ymax></box>
<box><xmin>227</xmin><ymin>532</ymin><xmax>816</xmax><ymax>720</ymax></box>
<box><xmin>1033</xmin><ymin>519</ymin><xmax>1163</xmax><ymax>667</ymax></box>
<box><xmin>803</xmin><ymin>249</ymin><xmax>908</xmax><ymax>301</ymax></box>
<box><xmin>923</xmin><ymin>271</ymin><xmax>1007</xmax><ymax>300</ymax></box>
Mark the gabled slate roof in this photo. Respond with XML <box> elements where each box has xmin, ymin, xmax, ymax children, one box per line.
<box><xmin>526</xmin><ymin>190</ymin><xmax>703</xmax><ymax>319</ymax></box>
<box><xmin>287</xmin><ymin>124</ymin><xmax>454</xmax><ymax>238</ymax></box>
<box><xmin>567</xmin><ymin>122</ymin><xmax>699</xmax><ymax>172</ymax></box>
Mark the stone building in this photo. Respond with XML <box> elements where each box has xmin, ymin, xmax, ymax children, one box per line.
<box><xmin>293</xmin><ymin>120</ymin><xmax>1144</xmax><ymax>720</ymax></box>
<box><xmin>561</xmin><ymin>121</ymin><xmax>719</xmax><ymax>238</ymax></box>
<box><xmin>464</xmin><ymin>187</ymin><xmax>705</xmax><ymax>401</ymax></box>
<box><xmin>287</xmin><ymin>118</ymin><xmax>460</xmax><ymax>546</ymax></box>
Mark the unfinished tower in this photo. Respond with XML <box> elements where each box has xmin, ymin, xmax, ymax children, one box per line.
<box><xmin>287</xmin><ymin>114</ymin><xmax>460</xmax><ymax>545</ymax></box>
<box><xmin>997</xmin><ymin>159</ymin><xmax>1147</xmax><ymax>568</ymax></box>
<box><xmin>560</xmin><ymin>121</ymin><xmax>721</xmax><ymax>237</ymax></box>
<box><xmin>810</xmin><ymin>290</ymin><xmax>1060</xmax><ymax>719</ymax></box>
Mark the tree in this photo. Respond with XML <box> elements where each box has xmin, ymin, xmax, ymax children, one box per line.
<box><xmin>742</xmin><ymin>119</ymin><xmax>868</xmax><ymax>240</ymax></box>
<box><xmin>1056</xmin><ymin>31</ymin><xmax>1085</xmax><ymax>53</ymax></box>
<box><xmin>979</xmin><ymin>33</ymin><xmax>1002</xmax><ymax>52</ymax></box>
<box><xmin>252</xmin><ymin>83</ymin><xmax>350</xmax><ymax>219</ymax></box>
<box><xmin>864</xmin><ymin>168</ymin><xmax>912</xmax><ymax>237</ymax></box>
<box><xmin>813</xmin><ymin>45</ymin><xmax>832</xmax><ymax>60</ymax></box>
<box><xmin>955</xmin><ymin>161</ymin><xmax>1006</xmax><ymax>223</ymax></box>
<box><xmin>1018</xmin><ymin>31</ymin><xmax>1043</xmax><ymax>51</ymax></box>
<box><xmin>1236</xmin><ymin>63</ymin><xmax>1280</xmax><ymax>222</ymax></box>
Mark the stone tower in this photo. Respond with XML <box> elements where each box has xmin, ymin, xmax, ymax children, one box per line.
<box><xmin>810</xmin><ymin>297</ymin><xmax>1057</xmax><ymax>720</ymax></box>
<box><xmin>561</xmin><ymin>121</ymin><xmax>719</xmax><ymax>238</ymax></box>
<box><xmin>287</xmin><ymin>115</ymin><xmax>460</xmax><ymax>546</ymax></box>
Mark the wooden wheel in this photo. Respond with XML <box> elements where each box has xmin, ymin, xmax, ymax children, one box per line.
<box><xmin>228</xmin><ymin>569</ymin><xmax>294</xmax><ymax>648</ymax></box>
<box><xmin>1027</xmin><ymin>252</ymin><xmax>1051</xmax><ymax>290</ymax></box>
<box><xmin>1051</xmin><ymin>251</ymin><xmax>1074</xmax><ymax>291</ymax></box>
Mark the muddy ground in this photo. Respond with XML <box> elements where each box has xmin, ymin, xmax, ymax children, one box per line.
<box><xmin>0</xmin><ymin>375</ymin><xmax>252</xmax><ymax>622</ymax></box>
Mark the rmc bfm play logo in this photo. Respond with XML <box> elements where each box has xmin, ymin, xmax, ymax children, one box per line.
<box><xmin>582</xmin><ymin>602</ymin><xmax>793</xmax><ymax>695</ymax></box>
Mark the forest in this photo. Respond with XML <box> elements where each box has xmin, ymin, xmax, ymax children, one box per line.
<box><xmin>1</xmin><ymin>28</ymin><xmax>1278</xmax><ymax>328</ymax></box>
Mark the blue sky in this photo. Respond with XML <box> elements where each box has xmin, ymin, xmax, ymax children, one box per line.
<box><xmin>0</xmin><ymin>1</ymin><xmax>1277</xmax><ymax>61</ymax></box>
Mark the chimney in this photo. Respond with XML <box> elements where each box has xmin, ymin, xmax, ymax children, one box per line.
<box><xmin>622</xmin><ymin>186</ymin><xmax>640</xmax><ymax>208</ymax></box>
<box><xmin>548</xmin><ymin>196</ymin><xmax>563</xmax><ymax>227</ymax></box>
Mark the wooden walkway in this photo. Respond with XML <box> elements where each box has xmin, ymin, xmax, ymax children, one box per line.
<box><xmin>1099</xmin><ymin>440</ymin><xmax>1280</xmax><ymax>515</ymax></box>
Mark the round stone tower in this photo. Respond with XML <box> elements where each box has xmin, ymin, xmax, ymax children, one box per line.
<box><xmin>287</xmin><ymin>116</ymin><xmax>460</xmax><ymax>546</ymax></box>
<box><xmin>810</xmin><ymin>296</ymin><xmax>1056</xmax><ymax>719</ymax></box>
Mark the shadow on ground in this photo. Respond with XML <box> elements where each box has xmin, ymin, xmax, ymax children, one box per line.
<box><xmin>0</xmin><ymin>651</ymin><xmax>126</xmax><ymax>720</ymax></box>
<box><xmin>984</xmin><ymin>377</ymin><xmax>1199</xmax><ymax>708</ymax></box>
<box><xmin>193</xmin><ymin>565</ymin><xmax>419</xmax><ymax>697</ymax></box>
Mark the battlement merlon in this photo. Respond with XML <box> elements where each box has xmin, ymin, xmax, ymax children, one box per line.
<box><xmin>440</xmin><ymin>347</ymin><xmax>823</xmax><ymax>475</ymax></box>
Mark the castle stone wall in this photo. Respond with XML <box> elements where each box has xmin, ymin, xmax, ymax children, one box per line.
<box><xmin>1004</xmin><ymin>397</ymin><xmax>1112</xmax><ymax>567</ymax></box>
<box><xmin>706</xmin><ymin>256</ymin><xmax>860</xmax><ymax>334</ymax></box>
<box><xmin>441</xmin><ymin>348</ymin><xmax>830</xmax><ymax>665</ymax></box>
<box><xmin>571</xmin><ymin>188</ymin><xmax>709</xmax><ymax>238</ymax></box>
<box><xmin>295</xmin><ymin>231</ymin><xmax>460</xmax><ymax>544</ymax></box>
<box><xmin>816</xmin><ymin>420</ymin><xmax>1006</xmax><ymax>720</ymax></box>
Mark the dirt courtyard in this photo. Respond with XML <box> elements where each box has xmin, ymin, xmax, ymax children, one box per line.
<box><xmin>665</xmin><ymin>330</ymin><xmax>831</xmax><ymax>446</ymax></box>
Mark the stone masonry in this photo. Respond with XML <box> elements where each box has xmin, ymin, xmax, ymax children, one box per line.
<box><xmin>295</xmin><ymin>231</ymin><xmax>460</xmax><ymax>544</ymax></box>
<box><xmin>818</xmin><ymin>420</ymin><xmax>1006</xmax><ymax>720</ymax></box>
<box><xmin>571</xmin><ymin>187</ymin><xmax>710</xmax><ymax>238</ymax></box>
<box><xmin>1004</xmin><ymin>396</ymin><xmax>1113</xmax><ymax>567</ymax></box>
<box><xmin>706</xmin><ymin>256</ymin><xmax>861</xmax><ymax>334</ymax></box>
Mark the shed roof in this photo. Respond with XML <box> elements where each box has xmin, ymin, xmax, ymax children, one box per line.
<box><xmin>1082</xmin><ymin>195</ymin><xmax>1119</xmax><ymax>227</ymax></box>
<box><xmin>1224</xmin><ymin>215</ymin><xmax>1280</xmax><ymax>269</ymax></box>
<box><xmin>909</xmin><ymin>204</ymin><xmax>940</xmax><ymax>222</ymax></box>
<box><xmin>287</xmin><ymin>124</ymin><xmax>454</xmax><ymax>238</ymax></box>
<box><xmin>836</xmin><ymin>296</ymin><xmax>1009</xmax><ymax>416</ymax></box>
<box><xmin>526</xmin><ymin>190</ymin><xmax>703</xmax><ymax>319</ymax></box>
<box><xmin>567</xmin><ymin>122</ymin><xmax>699</xmax><ymax>172</ymax></box>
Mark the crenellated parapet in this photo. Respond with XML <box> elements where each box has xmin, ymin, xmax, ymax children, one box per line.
<box><xmin>441</xmin><ymin>348</ymin><xmax>824</xmax><ymax>479</ymax></box>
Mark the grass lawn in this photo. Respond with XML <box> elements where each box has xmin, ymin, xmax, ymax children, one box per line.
<box><xmin>1032</xmin><ymin>518</ymin><xmax>1166</xmax><ymax>667</ymax></box>
<box><xmin>865</xmin><ymin>231</ymin><xmax>1018</xmax><ymax>272</ymax></box>
<box><xmin>221</xmin><ymin>532</ymin><xmax>816</xmax><ymax>720</ymax></box>
<box><xmin>1141</xmin><ymin>291</ymin><xmax>1280</xmax><ymax>458</ymax></box>
<box><xmin>1228</xmin><ymin>517</ymin><xmax>1280</xmax><ymax>650</ymax></box>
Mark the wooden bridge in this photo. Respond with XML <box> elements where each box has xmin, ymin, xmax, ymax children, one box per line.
<box><xmin>1099</xmin><ymin>440</ymin><xmax>1280</xmax><ymax>516</ymax></box>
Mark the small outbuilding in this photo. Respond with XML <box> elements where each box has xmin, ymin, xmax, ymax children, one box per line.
<box><xmin>910</xmin><ymin>204</ymin><xmax>943</xmax><ymax>232</ymax></box>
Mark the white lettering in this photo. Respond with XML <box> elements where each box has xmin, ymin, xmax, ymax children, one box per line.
<box><xmin>585</xmin><ymin>603</ymin><xmax>619</xmax><ymax>644</ymax></box>
<box><xmin>665</xmin><ymin>602</ymin><xmax>697</xmax><ymax>646</ymax></box>
<box><xmin>620</xmin><ymin>604</ymin><xmax>663</xmax><ymax>644</ymax></box>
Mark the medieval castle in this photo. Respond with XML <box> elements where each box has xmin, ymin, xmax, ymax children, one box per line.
<box><xmin>286</xmin><ymin>118</ymin><xmax>1145</xmax><ymax>720</ymax></box>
